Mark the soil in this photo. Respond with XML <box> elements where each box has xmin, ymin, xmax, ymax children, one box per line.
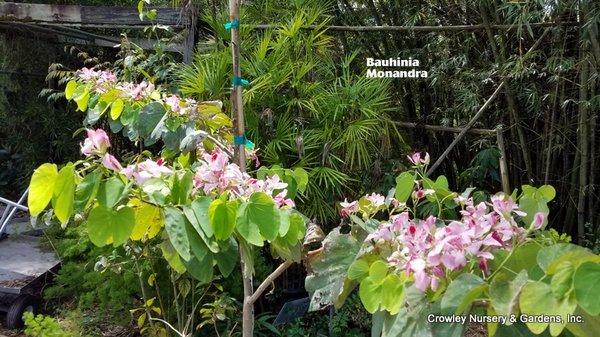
<box><xmin>0</xmin><ymin>325</ymin><xmax>25</xmax><ymax>337</ymax></box>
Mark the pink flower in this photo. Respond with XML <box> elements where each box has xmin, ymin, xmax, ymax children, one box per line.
<box><xmin>274</xmin><ymin>191</ymin><xmax>295</xmax><ymax>208</ymax></box>
<box><xmin>164</xmin><ymin>95</ymin><xmax>182</xmax><ymax>114</ymax></box>
<box><xmin>413</xmin><ymin>188</ymin><xmax>434</xmax><ymax>200</ymax></box>
<box><xmin>121</xmin><ymin>159</ymin><xmax>173</xmax><ymax>185</ymax></box>
<box><xmin>340</xmin><ymin>199</ymin><xmax>359</xmax><ymax>217</ymax></box>
<box><xmin>407</xmin><ymin>152</ymin><xmax>430</xmax><ymax>165</ymax></box>
<box><xmin>366</xmin><ymin>193</ymin><xmax>385</xmax><ymax>207</ymax></box>
<box><xmin>531</xmin><ymin>212</ymin><xmax>545</xmax><ymax>230</ymax></box>
<box><xmin>101</xmin><ymin>153</ymin><xmax>122</xmax><ymax>171</ymax></box>
<box><xmin>76</xmin><ymin>67</ymin><xmax>99</xmax><ymax>81</ymax></box>
<box><xmin>81</xmin><ymin>129</ymin><xmax>110</xmax><ymax>157</ymax></box>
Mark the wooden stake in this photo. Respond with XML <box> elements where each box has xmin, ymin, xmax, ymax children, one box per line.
<box><xmin>226</xmin><ymin>1</ymin><xmax>252</xmax><ymax>336</ymax></box>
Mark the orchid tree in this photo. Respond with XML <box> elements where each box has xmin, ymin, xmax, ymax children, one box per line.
<box><xmin>27</xmin><ymin>68</ymin><xmax>309</xmax><ymax>336</ymax></box>
<box><xmin>305</xmin><ymin>153</ymin><xmax>600</xmax><ymax>337</ymax></box>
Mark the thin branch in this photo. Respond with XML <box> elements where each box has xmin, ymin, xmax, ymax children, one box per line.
<box><xmin>248</xmin><ymin>260</ymin><xmax>293</xmax><ymax>305</ymax></box>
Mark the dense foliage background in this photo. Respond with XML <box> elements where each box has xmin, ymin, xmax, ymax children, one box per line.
<box><xmin>1</xmin><ymin>0</ymin><xmax>598</xmax><ymax>336</ymax></box>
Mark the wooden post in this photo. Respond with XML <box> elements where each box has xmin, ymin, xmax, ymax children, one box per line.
<box><xmin>226</xmin><ymin>1</ymin><xmax>252</xmax><ymax>336</ymax></box>
<box><xmin>496</xmin><ymin>126</ymin><xmax>510</xmax><ymax>194</ymax></box>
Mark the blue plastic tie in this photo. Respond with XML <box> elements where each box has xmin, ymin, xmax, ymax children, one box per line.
<box><xmin>234</xmin><ymin>135</ymin><xmax>255</xmax><ymax>150</ymax></box>
<box><xmin>232</xmin><ymin>76</ymin><xmax>250</xmax><ymax>87</ymax></box>
<box><xmin>224</xmin><ymin>19</ymin><xmax>240</xmax><ymax>30</ymax></box>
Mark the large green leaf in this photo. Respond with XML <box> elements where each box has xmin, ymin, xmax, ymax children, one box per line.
<box><xmin>208</xmin><ymin>199</ymin><xmax>236</xmax><ymax>240</ymax></box>
<box><xmin>519</xmin><ymin>281</ymin><xmax>576</xmax><ymax>336</ymax></box>
<box><xmin>247</xmin><ymin>192</ymin><xmax>278</xmax><ymax>241</ymax></box>
<box><xmin>573</xmin><ymin>262</ymin><xmax>600</xmax><ymax>316</ymax></box>
<box><xmin>184</xmin><ymin>254</ymin><xmax>213</xmax><ymax>284</ymax></box>
<box><xmin>214</xmin><ymin>238</ymin><xmax>238</xmax><ymax>277</ymax></box>
<box><xmin>160</xmin><ymin>239</ymin><xmax>186</xmax><ymax>274</ymax></box>
<box><xmin>305</xmin><ymin>227</ymin><xmax>361</xmax><ymax>311</ymax></box>
<box><xmin>51</xmin><ymin>164</ymin><xmax>76</xmax><ymax>224</ymax></box>
<box><xmin>74</xmin><ymin>169</ymin><xmax>101</xmax><ymax>211</ymax></box>
<box><xmin>537</xmin><ymin>243</ymin><xmax>593</xmax><ymax>273</ymax></box>
<box><xmin>64</xmin><ymin>80</ymin><xmax>77</xmax><ymax>100</ymax></box>
<box><xmin>394</xmin><ymin>172</ymin><xmax>415</xmax><ymax>203</ymax></box>
<box><xmin>492</xmin><ymin>243</ymin><xmax>544</xmax><ymax>279</ymax></box>
<box><xmin>28</xmin><ymin>163</ymin><xmax>59</xmax><ymax>216</ymax></box>
<box><xmin>489</xmin><ymin>270</ymin><xmax>529</xmax><ymax>317</ymax></box>
<box><xmin>440</xmin><ymin>273</ymin><xmax>484</xmax><ymax>314</ymax></box>
<box><xmin>236</xmin><ymin>202</ymin><xmax>264</xmax><ymax>246</ymax></box>
<box><xmin>171</xmin><ymin>171</ymin><xmax>193</xmax><ymax>205</ymax></box>
<box><xmin>359</xmin><ymin>277</ymin><xmax>382</xmax><ymax>314</ymax></box>
<box><xmin>129</xmin><ymin>199</ymin><xmax>164</xmax><ymax>241</ymax></box>
<box><xmin>137</xmin><ymin>101</ymin><xmax>166</xmax><ymax>144</ymax></box>
<box><xmin>97</xmin><ymin>177</ymin><xmax>126</xmax><ymax>208</ymax></box>
<box><xmin>164</xmin><ymin>206</ymin><xmax>191</xmax><ymax>261</ymax></box>
<box><xmin>182</xmin><ymin>197</ymin><xmax>219</xmax><ymax>253</ymax></box>
<box><xmin>87</xmin><ymin>205</ymin><xmax>135</xmax><ymax>247</ymax></box>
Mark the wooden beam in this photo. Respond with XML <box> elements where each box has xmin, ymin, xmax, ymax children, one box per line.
<box><xmin>253</xmin><ymin>21</ymin><xmax>578</xmax><ymax>33</ymax></box>
<box><xmin>393</xmin><ymin>121</ymin><xmax>496</xmax><ymax>135</ymax></box>
<box><xmin>0</xmin><ymin>2</ymin><xmax>188</xmax><ymax>27</ymax></box>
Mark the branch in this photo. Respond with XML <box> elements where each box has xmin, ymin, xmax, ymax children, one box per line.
<box><xmin>248</xmin><ymin>260</ymin><xmax>293</xmax><ymax>305</ymax></box>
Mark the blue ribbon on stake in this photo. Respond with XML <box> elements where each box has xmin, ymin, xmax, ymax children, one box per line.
<box><xmin>224</xmin><ymin>19</ymin><xmax>240</xmax><ymax>30</ymax></box>
<box><xmin>232</xmin><ymin>76</ymin><xmax>250</xmax><ymax>87</ymax></box>
<box><xmin>234</xmin><ymin>135</ymin><xmax>255</xmax><ymax>150</ymax></box>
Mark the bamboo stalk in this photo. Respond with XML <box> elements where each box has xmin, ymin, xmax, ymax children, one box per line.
<box><xmin>426</xmin><ymin>82</ymin><xmax>505</xmax><ymax>176</ymax></box>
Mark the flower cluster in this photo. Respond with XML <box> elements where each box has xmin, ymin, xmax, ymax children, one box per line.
<box><xmin>192</xmin><ymin>148</ymin><xmax>295</xmax><ymax>208</ymax></box>
<box><xmin>79</xmin><ymin>128</ymin><xmax>294</xmax><ymax>208</ymax></box>
<box><xmin>73</xmin><ymin>68</ymin><xmax>215</xmax><ymax>121</ymax></box>
<box><xmin>339</xmin><ymin>151</ymin><xmax>546</xmax><ymax>292</ymax></box>
<box><xmin>349</xmin><ymin>194</ymin><xmax>541</xmax><ymax>292</ymax></box>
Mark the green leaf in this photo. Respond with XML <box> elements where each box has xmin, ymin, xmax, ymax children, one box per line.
<box><xmin>51</xmin><ymin>164</ymin><xmax>76</xmax><ymax>224</ymax></box>
<box><xmin>492</xmin><ymin>242</ymin><xmax>544</xmax><ymax>280</ymax></box>
<box><xmin>381</xmin><ymin>274</ymin><xmax>404</xmax><ymax>314</ymax></box>
<box><xmin>97</xmin><ymin>177</ymin><xmax>126</xmax><ymax>208</ymax></box>
<box><xmin>441</xmin><ymin>273</ymin><xmax>484</xmax><ymax>314</ymax></box>
<box><xmin>394</xmin><ymin>172</ymin><xmax>415</xmax><ymax>203</ymax></box>
<box><xmin>215</xmin><ymin>238</ymin><xmax>238</xmax><ymax>277</ymax></box>
<box><xmin>305</xmin><ymin>227</ymin><xmax>361</xmax><ymax>311</ymax></box>
<box><xmin>182</xmin><ymin>198</ymin><xmax>219</xmax><ymax>253</ymax></box>
<box><xmin>519</xmin><ymin>281</ymin><xmax>576</xmax><ymax>335</ymax></box>
<box><xmin>74</xmin><ymin>88</ymin><xmax>90</xmax><ymax>111</ymax></box>
<box><xmin>184</xmin><ymin>255</ymin><xmax>213</xmax><ymax>284</ymax></box>
<box><xmin>573</xmin><ymin>262</ymin><xmax>600</xmax><ymax>316</ymax></box>
<box><xmin>359</xmin><ymin>277</ymin><xmax>382</xmax><ymax>314</ymax></box>
<box><xmin>74</xmin><ymin>169</ymin><xmax>101</xmax><ymax>212</ymax></box>
<box><xmin>551</xmin><ymin>262</ymin><xmax>574</xmax><ymax>299</ymax></box>
<box><xmin>28</xmin><ymin>163</ymin><xmax>58</xmax><ymax>216</ymax></box>
<box><xmin>236</xmin><ymin>202</ymin><xmax>264</xmax><ymax>246</ymax></box>
<box><xmin>283</xmin><ymin>212</ymin><xmax>305</xmax><ymax>246</ymax></box>
<box><xmin>160</xmin><ymin>240</ymin><xmax>186</xmax><ymax>274</ymax></box>
<box><xmin>130</xmin><ymin>199</ymin><xmax>164</xmax><ymax>241</ymax></box>
<box><xmin>489</xmin><ymin>270</ymin><xmax>529</xmax><ymax>317</ymax></box>
<box><xmin>369</xmin><ymin>260</ymin><xmax>388</xmax><ymax>285</ymax></box>
<box><xmin>247</xmin><ymin>192</ymin><xmax>278</xmax><ymax>241</ymax></box>
<box><xmin>208</xmin><ymin>199</ymin><xmax>236</xmax><ymax>240</ymax></box>
<box><xmin>537</xmin><ymin>243</ymin><xmax>592</xmax><ymax>273</ymax></box>
<box><xmin>65</xmin><ymin>80</ymin><xmax>77</xmax><ymax>100</ymax></box>
<box><xmin>110</xmin><ymin>98</ymin><xmax>124</xmax><ymax>119</ymax></box>
<box><xmin>293</xmin><ymin>167</ymin><xmax>309</xmax><ymax>192</ymax></box>
<box><xmin>348</xmin><ymin>259</ymin><xmax>370</xmax><ymax>281</ymax></box>
<box><xmin>164</xmin><ymin>207</ymin><xmax>191</xmax><ymax>261</ymax></box>
<box><xmin>538</xmin><ymin>185</ymin><xmax>556</xmax><ymax>202</ymax></box>
<box><xmin>185</xmin><ymin>221</ymin><xmax>208</xmax><ymax>261</ymax></box>
<box><xmin>278</xmin><ymin>208</ymin><xmax>291</xmax><ymax>237</ymax></box>
<box><xmin>87</xmin><ymin>205</ymin><xmax>135</xmax><ymax>247</ymax></box>
<box><xmin>137</xmin><ymin>101</ymin><xmax>166</xmax><ymax>141</ymax></box>
<box><xmin>171</xmin><ymin>171</ymin><xmax>193</xmax><ymax>205</ymax></box>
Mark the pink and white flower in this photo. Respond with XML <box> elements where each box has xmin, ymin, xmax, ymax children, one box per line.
<box><xmin>101</xmin><ymin>153</ymin><xmax>122</xmax><ymax>172</ymax></box>
<box><xmin>121</xmin><ymin>159</ymin><xmax>173</xmax><ymax>185</ymax></box>
<box><xmin>81</xmin><ymin>129</ymin><xmax>110</xmax><ymax>157</ymax></box>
